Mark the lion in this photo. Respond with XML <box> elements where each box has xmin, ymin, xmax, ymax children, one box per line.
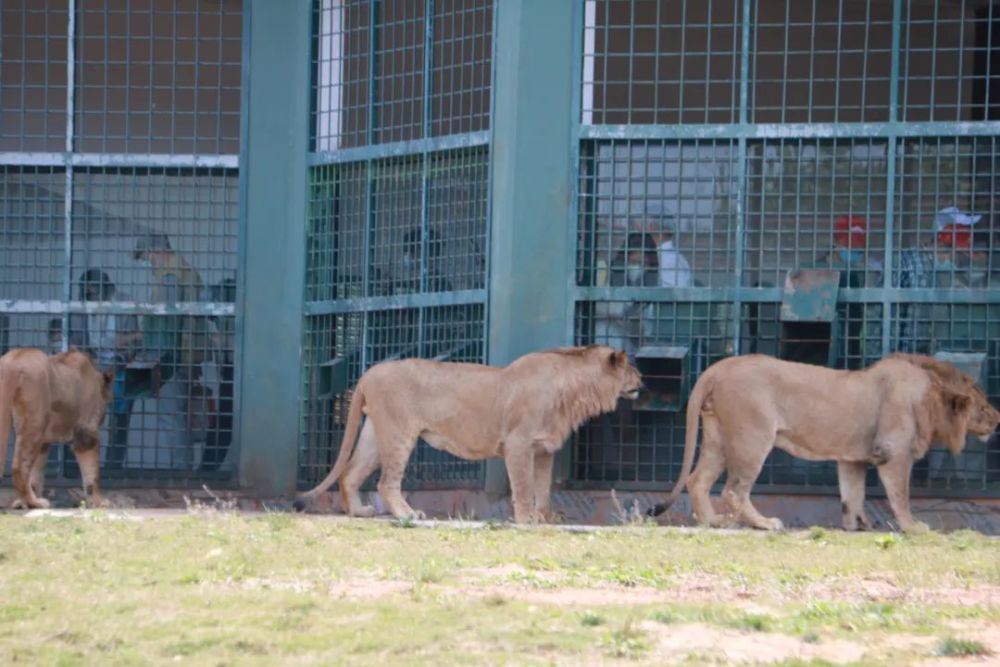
<box><xmin>646</xmin><ymin>353</ymin><xmax>1000</xmax><ymax>533</ymax></box>
<box><xmin>0</xmin><ymin>347</ymin><xmax>113</xmax><ymax>509</ymax></box>
<box><xmin>294</xmin><ymin>345</ymin><xmax>643</xmax><ymax>523</ymax></box>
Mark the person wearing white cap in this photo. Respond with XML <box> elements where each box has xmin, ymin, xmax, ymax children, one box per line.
<box><xmin>897</xmin><ymin>205</ymin><xmax>990</xmax><ymax>363</ymax></box>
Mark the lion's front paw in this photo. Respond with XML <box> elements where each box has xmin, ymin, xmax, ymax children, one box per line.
<box><xmin>764</xmin><ymin>517</ymin><xmax>785</xmax><ymax>531</ymax></box>
<box><xmin>901</xmin><ymin>519</ymin><xmax>930</xmax><ymax>534</ymax></box>
<box><xmin>85</xmin><ymin>495</ymin><xmax>110</xmax><ymax>509</ymax></box>
<box><xmin>351</xmin><ymin>505</ymin><xmax>378</xmax><ymax>518</ymax></box>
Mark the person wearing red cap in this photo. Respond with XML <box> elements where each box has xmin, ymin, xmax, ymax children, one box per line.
<box><xmin>813</xmin><ymin>215</ymin><xmax>884</xmax><ymax>286</ymax></box>
<box><xmin>809</xmin><ymin>215</ymin><xmax>883</xmax><ymax>369</ymax></box>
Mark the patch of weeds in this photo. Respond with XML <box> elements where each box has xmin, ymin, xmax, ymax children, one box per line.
<box><xmin>651</xmin><ymin>609</ymin><xmax>676</xmax><ymax>625</ymax></box>
<box><xmin>0</xmin><ymin>604</ymin><xmax>40</xmax><ymax>622</ymax></box>
<box><xmin>393</xmin><ymin>516</ymin><xmax>417</xmax><ymax>529</ymax></box>
<box><xmin>483</xmin><ymin>519</ymin><xmax>506</xmax><ymax>531</ymax></box>
<box><xmin>175</xmin><ymin>572</ymin><xmax>201</xmax><ymax>585</ymax></box>
<box><xmin>94</xmin><ymin>638</ymin><xmax>123</xmax><ymax>652</ymax></box>
<box><xmin>728</xmin><ymin>612</ymin><xmax>773</xmax><ymax>632</ymax></box>
<box><xmin>934</xmin><ymin>637</ymin><xmax>992</xmax><ymax>658</ymax></box>
<box><xmin>600</xmin><ymin>617</ymin><xmax>649</xmax><ymax>659</ymax></box>
<box><xmin>231</xmin><ymin>639</ymin><xmax>269</xmax><ymax>655</ymax></box>
<box><xmin>799</xmin><ymin>600</ymin><xmax>839</xmax><ymax>621</ymax></box>
<box><xmin>264</xmin><ymin>512</ymin><xmax>294</xmax><ymax>532</ymax></box>
<box><xmin>525</xmin><ymin>556</ymin><xmax>560</xmax><ymax>571</ymax></box>
<box><xmin>483</xmin><ymin>593</ymin><xmax>507</xmax><ymax>607</ymax></box>
<box><xmin>807</xmin><ymin>526</ymin><xmax>827</xmax><ymax>541</ymax></box>
<box><xmin>875</xmin><ymin>533</ymin><xmax>899</xmax><ymax>550</ymax></box>
<box><xmin>163</xmin><ymin>637</ymin><xmax>221</xmax><ymax>657</ymax></box>
<box><xmin>580</xmin><ymin>611</ymin><xmax>605</xmax><ymax>627</ymax></box>
<box><xmin>416</xmin><ymin>563</ymin><xmax>445</xmax><ymax>584</ymax></box>
<box><xmin>507</xmin><ymin>570</ymin><xmax>557</xmax><ymax>589</ymax></box>
<box><xmin>860</xmin><ymin>602</ymin><xmax>898</xmax><ymax>629</ymax></box>
<box><xmin>602</xmin><ymin>565</ymin><xmax>663</xmax><ymax>589</ymax></box>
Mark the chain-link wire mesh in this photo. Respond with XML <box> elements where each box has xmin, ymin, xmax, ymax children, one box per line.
<box><xmin>301</xmin><ymin>0</ymin><xmax>493</xmax><ymax>489</ymax></box>
<box><xmin>1</xmin><ymin>1</ymin><xmax>242</xmax><ymax>487</ymax></box>
<box><xmin>573</xmin><ymin>0</ymin><xmax>1000</xmax><ymax>495</ymax></box>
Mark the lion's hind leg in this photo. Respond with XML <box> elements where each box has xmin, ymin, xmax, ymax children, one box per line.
<box><xmin>339</xmin><ymin>419</ymin><xmax>380</xmax><ymax>518</ymax></box>
<box><xmin>11</xmin><ymin>436</ymin><xmax>50</xmax><ymax>510</ymax></box>
<box><xmin>721</xmin><ymin>433</ymin><xmax>783</xmax><ymax>531</ymax></box>
<box><xmin>372</xmin><ymin>421</ymin><xmax>424</xmax><ymax>521</ymax></box>
<box><xmin>837</xmin><ymin>461</ymin><xmax>872</xmax><ymax>531</ymax></box>
<box><xmin>687</xmin><ymin>416</ymin><xmax>728</xmax><ymax>527</ymax></box>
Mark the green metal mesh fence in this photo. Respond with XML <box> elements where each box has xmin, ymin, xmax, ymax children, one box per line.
<box><xmin>573</xmin><ymin>0</ymin><xmax>1000</xmax><ymax>495</ymax></box>
<box><xmin>300</xmin><ymin>0</ymin><xmax>493</xmax><ymax>489</ymax></box>
<box><xmin>1</xmin><ymin>1</ymin><xmax>242</xmax><ymax>487</ymax></box>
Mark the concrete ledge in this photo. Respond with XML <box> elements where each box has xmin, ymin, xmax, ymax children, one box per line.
<box><xmin>2</xmin><ymin>487</ymin><xmax>999</xmax><ymax>534</ymax></box>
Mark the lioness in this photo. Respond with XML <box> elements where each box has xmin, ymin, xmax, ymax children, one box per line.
<box><xmin>294</xmin><ymin>345</ymin><xmax>643</xmax><ymax>523</ymax></box>
<box><xmin>0</xmin><ymin>348</ymin><xmax>113</xmax><ymax>509</ymax></box>
<box><xmin>647</xmin><ymin>353</ymin><xmax>1000</xmax><ymax>533</ymax></box>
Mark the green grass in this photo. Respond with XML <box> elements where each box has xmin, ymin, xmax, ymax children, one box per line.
<box><xmin>934</xmin><ymin>636</ymin><xmax>993</xmax><ymax>658</ymax></box>
<box><xmin>0</xmin><ymin>512</ymin><xmax>996</xmax><ymax>665</ymax></box>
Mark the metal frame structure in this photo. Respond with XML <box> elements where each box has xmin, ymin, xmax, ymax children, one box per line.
<box><xmin>1</xmin><ymin>0</ymin><xmax>241</xmax><ymax>486</ymax></box>
<box><xmin>568</xmin><ymin>0</ymin><xmax>1000</xmax><ymax>495</ymax></box>
<box><xmin>297</xmin><ymin>0</ymin><xmax>495</xmax><ymax>490</ymax></box>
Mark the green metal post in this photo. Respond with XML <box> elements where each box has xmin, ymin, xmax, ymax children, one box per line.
<box><xmin>487</xmin><ymin>0</ymin><xmax>577</xmax><ymax>493</ymax></box>
<box><xmin>881</xmin><ymin>0</ymin><xmax>903</xmax><ymax>356</ymax></box>
<box><xmin>236</xmin><ymin>0</ymin><xmax>312</xmax><ymax>496</ymax></box>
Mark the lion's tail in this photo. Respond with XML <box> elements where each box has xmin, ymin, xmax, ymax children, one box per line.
<box><xmin>292</xmin><ymin>378</ymin><xmax>367</xmax><ymax>511</ymax></box>
<box><xmin>0</xmin><ymin>358</ymin><xmax>15</xmax><ymax>481</ymax></box>
<box><xmin>646</xmin><ymin>363</ymin><xmax>716</xmax><ymax>518</ymax></box>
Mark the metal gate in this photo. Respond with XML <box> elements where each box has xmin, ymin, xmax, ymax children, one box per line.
<box><xmin>1</xmin><ymin>0</ymin><xmax>242</xmax><ymax>486</ymax></box>
<box><xmin>571</xmin><ymin>0</ymin><xmax>1000</xmax><ymax>496</ymax></box>
<box><xmin>298</xmin><ymin>0</ymin><xmax>494</xmax><ymax>489</ymax></box>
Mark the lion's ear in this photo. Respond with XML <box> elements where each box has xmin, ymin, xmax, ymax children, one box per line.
<box><xmin>607</xmin><ymin>349</ymin><xmax>626</xmax><ymax>369</ymax></box>
<box><xmin>102</xmin><ymin>369</ymin><xmax>115</xmax><ymax>386</ymax></box>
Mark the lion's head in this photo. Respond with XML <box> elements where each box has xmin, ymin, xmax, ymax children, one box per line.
<box><xmin>963</xmin><ymin>384</ymin><xmax>1000</xmax><ymax>442</ymax></box>
<box><xmin>893</xmin><ymin>353</ymin><xmax>1000</xmax><ymax>452</ymax></box>
<box><xmin>594</xmin><ymin>345</ymin><xmax>643</xmax><ymax>400</ymax></box>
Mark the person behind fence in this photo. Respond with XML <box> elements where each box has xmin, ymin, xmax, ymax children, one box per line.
<box><xmin>134</xmin><ymin>233</ymin><xmax>206</xmax><ymax>470</ymax></box>
<box><xmin>897</xmin><ymin>207</ymin><xmax>987</xmax><ymax>352</ymax></box>
<box><xmin>392</xmin><ymin>227</ymin><xmax>456</xmax><ymax>359</ymax></box>
<box><xmin>642</xmin><ymin>208</ymin><xmax>692</xmax><ymax>289</ymax></box>
<box><xmin>65</xmin><ymin>269</ymin><xmax>141</xmax><ymax>474</ymax></box>
<box><xmin>199</xmin><ymin>277</ymin><xmax>236</xmax><ymax>472</ymax></box>
<box><xmin>815</xmin><ymin>215</ymin><xmax>885</xmax><ymax>284</ymax></box>
<box><xmin>807</xmin><ymin>215</ymin><xmax>884</xmax><ymax>368</ymax></box>
<box><xmin>592</xmin><ymin>232</ymin><xmax>659</xmax><ymax>356</ymax></box>
<box><xmin>47</xmin><ymin>318</ymin><xmax>63</xmax><ymax>355</ymax></box>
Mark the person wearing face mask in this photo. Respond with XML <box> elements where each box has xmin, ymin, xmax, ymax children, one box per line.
<box><xmin>133</xmin><ymin>233</ymin><xmax>206</xmax><ymax>470</ymax></box>
<box><xmin>808</xmin><ymin>215</ymin><xmax>884</xmax><ymax>369</ymax></box>
<box><xmin>897</xmin><ymin>211</ymin><xmax>987</xmax><ymax>353</ymax></box>
<box><xmin>815</xmin><ymin>215</ymin><xmax>884</xmax><ymax>284</ymax></box>
<box><xmin>593</xmin><ymin>232</ymin><xmax>660</xmax><ymax>356</ymax></box>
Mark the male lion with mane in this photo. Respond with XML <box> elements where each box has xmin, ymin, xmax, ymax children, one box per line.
<box><xmin>0</xmin><ymin>347</ymin><xmax>113</xmax><ymax>509</ymax></box>
<box><xmin>294</xmin><ymin>345</ymin><xmax>643</xmax><ymax>523</ymax></box>
<box><xmin>647</xmin><ymin>353</ymin><xmax>1000</xmax><ymax>533</ymax></box>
